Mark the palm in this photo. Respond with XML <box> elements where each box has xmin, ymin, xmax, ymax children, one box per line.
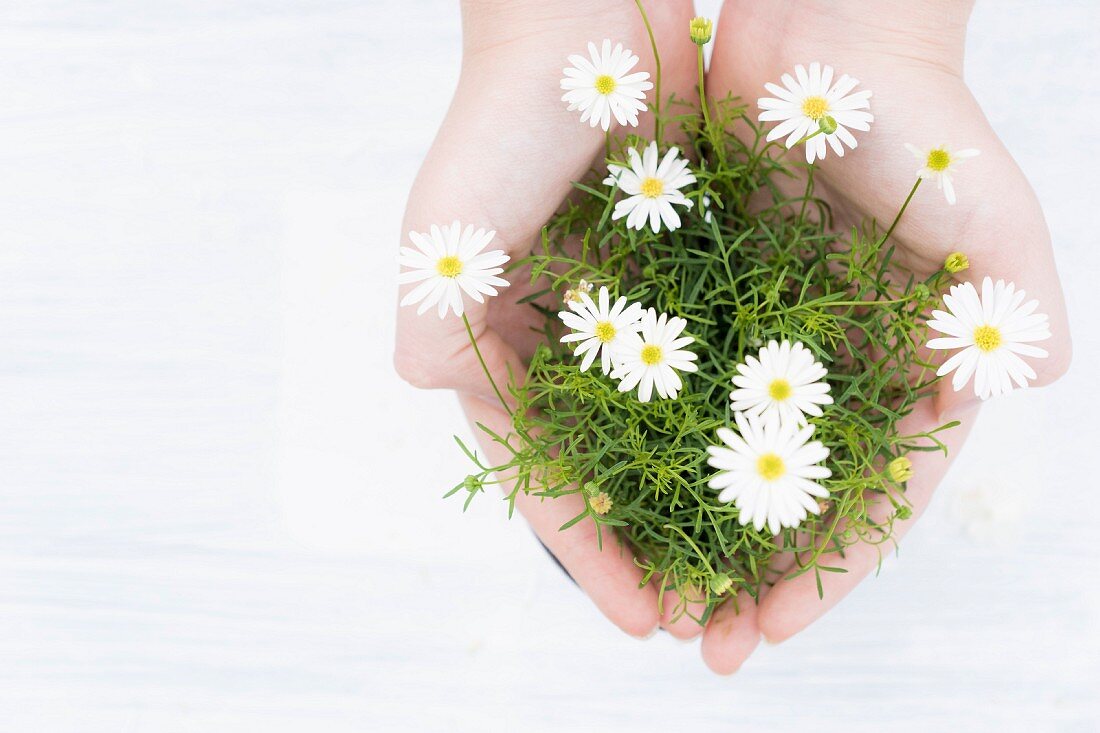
<box><xmin>396</xmin><ymin>0</ymin><xmax>702</xmax><ymax>638</ymax></box>
<box><xmin>710</xmin><ymin>1</ymin><xmax>1020</xmax><ymax>280</ymax></box>
<box><xmin>696</xmin><ymin>0</ymin><xmax>1070</xmax><ymax>671</ymax></box>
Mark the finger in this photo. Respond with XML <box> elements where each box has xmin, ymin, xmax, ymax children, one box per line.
<box><xmin>921</xmin><ymin>133</ymin><xmax>1072</xmax><ymax>420</ymax></box>
<box><xmin>757</xmin><ymin>398</ymin><xmax>978</xmax><ymax>643</ymax></box>
<box><xmin>459</xmin><ymin>393</ymin><xmax>661</xmax><ymax>638</ymax></box>
<box><xmin>658</xmin><ymin>582</ymin><xmax>707</xmax><ymax>640</ymax></box>
<box><xmin>700</xmin><ymin>588</ymin><xmax>763</xmax><ymax>675</ymax></box>
<box><xmin>698</xmin><ymin>529</ymin><xmax>800</xmax><ymax>667</ymax></box>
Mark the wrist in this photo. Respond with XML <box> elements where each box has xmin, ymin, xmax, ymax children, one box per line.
<box><xmin>741</xmin><ymin>0</ymin><xmax>973</xmax><ymax>76</ymax></box>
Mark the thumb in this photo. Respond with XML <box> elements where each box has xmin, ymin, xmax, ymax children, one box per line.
<box><xmin>394</xmin><ymin>0</ymin><xmax>700</xmax><ymax>397</ymax></box>
<box><xmin>393</xmin><ymin>16</ymin><xmax>615</xmax><ymax>398</ymax></box>
<box><xmin>925</xmin><ymin>117</ymin><xmax>1072</xmax><ymax>422</ymax></box>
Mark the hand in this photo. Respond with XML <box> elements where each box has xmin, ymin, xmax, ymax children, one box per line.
<box><xmin>393</xmin><ymin>0</ymin><xmax>705</xmax><ymax>639</ymax></box>
<box><xmin>699</xmin><ymin>0</ymin><xmax>1072</xmax><ymax>673</ymax></box>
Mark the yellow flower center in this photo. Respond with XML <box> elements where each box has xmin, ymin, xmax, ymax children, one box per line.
<box><xmin>639</xmin><ymin>177</ymin><xmax>664</xmax><ymax>198</ymax></box>
<box><xmin>973</xmin><ymin>324</ymin><xmax>1002</xmax><ymax>352</ymax></box>
<box><xmin>640</xmin><ymin>344</ymin><xmax>663</xmax><ymax>365</ymax></box>
<box><xmin>435</xmin><ymin>255</ymin><xmax>463</xmax><ymax>278</ymax></box>
<box><xmin>756</xmin><ymin>453</ymin><xmax>786</xmax><ymax>481</ymax></box>
<box><xmin>801</xmin><ymin>95</ymin><xmax>829</xmax><ymax>120</ymax></box>
<box><xmin>926</xmin><ymin>148</ymin><xmax>951</xmax><ymax>172</ymax></box>
<box><xmin>768</xmin><ymin>378</ymin><xmax>792</xmax><ymax>401</ymax></box>
<box><xmin>594</xmin><ymin>321</ymin><xmax>617</xmax><ymax>343</ymax></box>
<box><xmin>594</xmin><ymin>74</ymin><xmax>617</xmax><ymax>95</ymax></box>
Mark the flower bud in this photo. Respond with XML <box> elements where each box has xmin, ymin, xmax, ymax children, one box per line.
<box><xmin>564</xmin><ymin>278</ymin><xmax>592</xmax><ymax>304</ymax></box>
<box><xmin>887</xmin><ymin>456</ymin><xmax>914</xmax><ymax>483</ymax></box>
<box><xmin>709</xmin><ymin>573</ymin><xmax>733</xmax><ymax>595</ymax></box>
<box><xmin>689</xmin><ymin>17</ymin><xmax>713</xmax><ymax>45</ymax></box>
<box><xmin>582</xmin><ymin>480</ymin><xmax>600</xmax><ymax>498</ymax></box>
<box><xmin>590</xmin><ymin>491</ymin><xmax>613</xmax><ymax>515</ymax></box>
<box><xmin>895</xmin><ymin>504</ymin><xmax>913</xmax><ymax>521</ymax></box>
<box><xmin>818</xmin><ymin>115</ymin><xmax>838</xmax><ymax>135</ymax></box>
<box><xmin>463</xmin><ymin>475</ymin><xmax>483</xmax><ymax>492</ymax></box>
<box><xmin>944</xmin><ymin>252</ymin><xmax>969</xmax><ymax>273</ymax></box>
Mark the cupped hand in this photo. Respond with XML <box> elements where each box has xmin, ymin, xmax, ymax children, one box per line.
<box><xmin>699</xmin><ymin>0</ymin><xmax>1072</xmax><ymax>673</ymax></box>
<box><xmin>396</xmin><ymin>0</ymin><xmax>1072</xmax><ymax>668</ymax></box>
<box><xmin>394</xmin><ymin>0</ymin><xmax>704</xmax><ymax>639</ymax></box>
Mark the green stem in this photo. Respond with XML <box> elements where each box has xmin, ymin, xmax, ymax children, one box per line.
<box><xmin>461</xmin><ymin>312</ymin><xmax>512</xmax><ymax>417</ymax></box>
<box><xmin>747</xmin><ymin>130</ymin><xmax>817</xmax><ymax>181</ymax></box>
<box><xmin>790</xmin><ymin>127</ymin><xmax>823</xmax><ymax>150</ymax></box>
<box><xmin>744</xmin><ymin>137</ymin><xmax>782</xmax><ymax>183</ymax></box>
<box><xmin>634</xmin><ymin>0</ymin><xmax>662</xmax><ymax>144</ymax></box>
<box><xmin>666</xmin><ymin>525</ymin><xmax>716</xmax><ymax>576</ymax></box>
<box><xmin>880</xmin><ymin>178</ymin><xmax>922</xmax><ymax>246</ymax></box>
<box><xmin>798</xmin><ymin>164</ymin><xmax>814</xmax><ymax>221</ymax></box>
<box><xmin>696</xmin><ymin>44</ymin><xmax>710</xmax><ymax>130</ymax></box>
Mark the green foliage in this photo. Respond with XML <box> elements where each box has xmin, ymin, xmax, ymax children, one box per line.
<box><xmin>454</xmin><ymin>94</ymin><xmax>953</xmax><ymax>626</ymax></box>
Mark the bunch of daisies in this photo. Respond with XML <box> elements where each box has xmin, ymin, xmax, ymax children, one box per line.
<box><xmin>557</xmin><ymin>283</ymin><xmax>838</xmax><ymax>535</ymax></box>
<box><xmin>397</xmin><ymin>15</ymin><xmax>1052</xmax><ymax>615</ymax></box>
<box><xmin>558</xmin><ymin>284</ymin><xmax>697</xmax><ymax>403</ymax></box>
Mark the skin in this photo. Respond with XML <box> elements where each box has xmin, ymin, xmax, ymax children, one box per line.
<box><xmin>394</xmin><ymin>0</ymin><xmax>1071</xmax><ymax>674</ymax></box>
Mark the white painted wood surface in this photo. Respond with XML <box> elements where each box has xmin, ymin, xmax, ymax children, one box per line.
<box><xmin>1</xmin><ymin>1</ymin><xmax>1097</xmax><ymax>730</ymax></box>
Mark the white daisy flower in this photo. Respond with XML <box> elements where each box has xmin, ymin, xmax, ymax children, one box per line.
<box><xmin>397</xmin><ymin>221</ymin><xmax>510</xmax><ymax>318</ymax></box>
<box><xmin>707</xmin><ymin>411</ymin><xmax>832</xmax><ymax>535</ymax></box>
<box><xmin>558</xmin><ymin>286</ymin><xmax>644</xmax><ymax>375</ymax></box>
<box><xmin>757</xmin><ymin>62</ymin><xmax>873</xmax><ymax>164</ymax></box>
<box><xmin>927</xmin><ymin>277</ymin><xmax>1051</xmax><ymax>399</ymax></box>
<box><xmin>730</xmin><ymin>340</ymin><xmax>833</xmax><ymax>426</ymax></box>
<box><xmin>904</xmin><ymin>143</ymin><xmax>980</xmax><ymax>205</ymax></box>
<box><xmin>611</xmin><ymin>308</ymin><xmax>698</xmax><ymax>402</ymax></box>
<box><xmin>560</xmin><ymin>39</ymin><xmax>652</xmax><ymax>132</ymax></box>
<box><xmin>604</xmin><ymin>142</ymin><xmax>696</xmax><ymax>233</ymax></box>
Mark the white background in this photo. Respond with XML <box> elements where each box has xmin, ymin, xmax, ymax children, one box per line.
<box><xmin>1</xmin><ymin>1</ymin><xmax>1098</xmax><ymax>730</ymax></box>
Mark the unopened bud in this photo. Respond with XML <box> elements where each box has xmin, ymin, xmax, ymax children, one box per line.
<box><xmin>463</xmin><ymin>475</ymin><xmax>483</xmax><ymax>492</ymax></box>
<box><xmin>709</xmin><ymin>573</ymin><xmax>734</xmax><ymax>595</ymax></box>
<box><xmin>582</xmin><ymin>480</ymin><xmax>600</xmax><ymax>498</ymax></box>
<box><xmin>944</xmin><ymin>252</ymin><xmax>969</xmax><ymax>274</ymax></box>
<box><xmin>689</xmin><ymin>17</ymin><xmax>713</xmax><ymax>45</ymax></box>
<box><xmin>818</xmin><ymin>115</ymin><xmax>838</xmax><ymax>135</ymax></box>
<box><xmin>887</xmin><ymin>456</ymin><xmax>914</xmax><ymax>483</ymax></box>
